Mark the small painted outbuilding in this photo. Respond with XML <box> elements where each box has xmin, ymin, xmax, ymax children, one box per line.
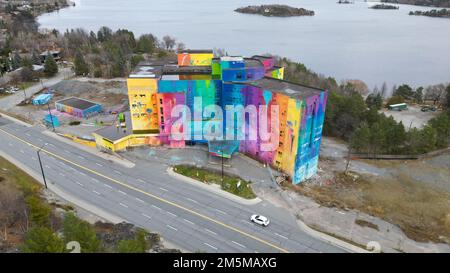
<box><xmin>32</xmin><ymin>93</ymin><xmax>53</xmax><ymax>105</ymax></box>
<box><xmin>55</xmin><ymin>97</ymin><xmax>102</xmax><ymax>118</ymax></box>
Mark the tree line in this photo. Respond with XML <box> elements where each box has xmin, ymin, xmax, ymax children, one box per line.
<box><xmin>276</xmin><ymin>57</ymin><xmax>450</xmax><ymax>156</ymax></box>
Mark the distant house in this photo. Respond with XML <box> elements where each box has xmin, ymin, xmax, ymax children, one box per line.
<box><xmin>388</xmin><ymin>103</ymin><xmax>408</xmax><ymax>111</ymax></box>
<box><xmin>40</xmin><ymin>50</ymin><xmax>61</xmax><ymax>63</ymax></box>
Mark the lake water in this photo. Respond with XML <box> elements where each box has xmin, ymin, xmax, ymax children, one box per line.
<box><xmin>37</xmin><ymin>0</ymin><xmax>450</xmax><ymax>89</ymax></box>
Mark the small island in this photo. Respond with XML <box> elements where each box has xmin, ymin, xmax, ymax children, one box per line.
<box><xmin>370</xmin><ymin>4</ymin><xmax>400</xmax><ymax>9</ymax></box>
<box><xmin>234</xmin><ymin>5</ymin><xmax>315</xmax><ymax>17</ymax></box>
<box><xmin>409</xmin><ymin>8</ymin><xmax>450</xmax><ymax>18</ymax></box>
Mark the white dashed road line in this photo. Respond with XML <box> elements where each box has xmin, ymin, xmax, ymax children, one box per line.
<box><xmin>118</xmin><ymin>190</ymin><xmax>127</xmax><ymax>195</ymax></box>
<box><xmin>159</xmin><ymin>187</ymin><xmax>168</xmax><ymax>192</ymax></box>
<box><xmin>76</xmin><ymin>182</ymin><xmax>84</xmax><ymax>187</ymax></box>
<box><xmin>167</xmin><ymin>212</ymin><xmax>177</xmax><ymax>217</ymax></box>
<box><xmin>104</xmin><ymin>184</ymin><xmax>113</xmax><ymax>189</ymax></box>
<box><xmin>119</xmin><ymin>203</ymin><xmax>128</xmax><ymax>208</ymax></box>
<box><xmin>232</xmin><ymin>241</ymin><xmax>246</xmax><ymax>249</ymax></box>
<box><xmin>215</xmin><ymin>209</ymin><xmax>227</xmax><ymax>215</ymax></box>
<box><xmin>93</xmin><ymin>190</ymin><xmax>101</xmax><ymax>196</ymax></box>
<box><xmin>142</xmin><ymin>213</ymin><xmax>151</xmax><ymax>219</ymax></box>
<box><xmin>152</xmin><ymin>205</ymin><xmax>162</xmax><ymax>210</ymax></box>
<box><xmin>203</xmin><ymin>243</ymin><xmax>218</xmax><ymax>251</ymax></box>
<box><xmin>167</xmin><ymin>225</ymin><xmax>178</xmax><ymax>231</ymax></box>
<box><xmin>275</xmin><ymin>233</ymin><xmax>288</xmax><ymax>240</ymax></box>
<box><xmin>183</xmin><ymin>219</ymin><xmax>195</xmax><ymax>225</ymax></box>
<box><xmin>204</xmin><ymin>229</ymin><xmax>217</xmax><ymax>236</ymax></box>
<box><xmin>135</xmin><ymin>197</ymin><xmax>145</xmax><ymax>203</ymax></box>
<box><xmin>96</xmin><ymin>163</ymin><xmax>103</xmax><ymax>167</ymax></box>
<box><xmin>186</xmin><ymin>198</ymin><xmax>199</xmax><ymax>204</ymax></box>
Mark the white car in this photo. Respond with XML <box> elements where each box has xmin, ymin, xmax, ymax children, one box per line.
<box><xmin>250</xmin><ymin>214</ymin><xmax>270</xmax><ymax>227</ymax></box>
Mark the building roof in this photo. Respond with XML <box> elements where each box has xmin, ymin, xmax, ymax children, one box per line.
<box><xmin>179</xmin><ymin>49</ymin><xmax>213</xmax><ymax>54</ymax></box>
<box><xmin>94</xmin><ymin>112</ymin><xmax>133</xmax><ymax>142</ymax></box>
<box><xmin>250</xmin><ymin>77</ymin><xmax>323</xmax><ymax>99</ymax></box>
<box><xmin>55</xmin><ymin>97</ymin><xmax>100</xmax><ymax>110</ymax></box>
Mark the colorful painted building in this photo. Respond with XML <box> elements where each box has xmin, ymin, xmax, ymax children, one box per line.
<box><xmin>94</xmin><ymin>50</ymin><xmax>327</xmax><ymax>184</ymax></box>
<box><xmin>55</xmin><ymin>97</ymin><xmax>102</xmax><ymax>118</ymax></box>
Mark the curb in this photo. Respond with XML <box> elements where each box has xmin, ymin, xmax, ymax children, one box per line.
<box><xmin>42</xmin><ymin>130</ymin><xmax>135</xmax><ymax>168</ymax></box>
<box><xmin>167</xmin><ymin>167</ymin><xmax>262</xmax><ymax>206</ymax></box>
<box><xmin>296</xmin><ymin>220</ymin><xmax>370</xmax><ymax>253</ymax></box>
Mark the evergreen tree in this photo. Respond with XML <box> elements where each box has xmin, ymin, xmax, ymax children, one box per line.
<box><xmin>63</xmin><ymin>213</ymin><xmax>100</xmax><ymax>253</ymax></box>
<box><xmin>21</xmin><ymin>227</ymin><xmax>65</xmax><ymax>253</ymax></box>
<box><xmin>44</xmin><ymin>53</ymin><xmax>58</xmax><ymax>77</ymax></box>
<box><xmin>116</xmin><ymin>230</ymin><xmax>148</xmax><ymax>253</ymax></box>
<box><xmin>11</xmin><ymin>52</ymin><xmax>21</xmax><ymax>70</ymax></box>
<box><xmin>74</xmin><ymin>50</ymin><xmax>89</xmax><ymax>76</ymax></box>
<box><xmin>25</xmin><ymin>196</ymin><xmax>51</xmax><ymax>227</ymax></box>
<box><xmin>446</xmin><ymin>84</ymin><xmax>450</xmax><ymax>109</ymax></box>
<box><xmin>31</xmin><ymin>51</ymin><xmax>41</xmax><ymax>65</ymax></box>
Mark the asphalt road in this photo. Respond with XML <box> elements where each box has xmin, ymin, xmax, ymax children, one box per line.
<box><xmin>0</xmin><ymin>117</ymin><xmax>346</xmax><ymax>253</ymax></box>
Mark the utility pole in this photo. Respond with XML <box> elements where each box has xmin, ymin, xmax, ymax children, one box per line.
<box><xmin>47</xmin><ymin>102</ymin><xmax>55</xmax><ymax>132</ymax></box>
<box><xmin>37</xmin><ymin>144</ymin><xmax>48</xmax><ymax>189</ymax></box>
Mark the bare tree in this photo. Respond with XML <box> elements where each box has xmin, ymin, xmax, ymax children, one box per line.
<box><xmin>162</xmin><ymin>35</ymin><xmax>176</xmax><ymax>51</ymax></box>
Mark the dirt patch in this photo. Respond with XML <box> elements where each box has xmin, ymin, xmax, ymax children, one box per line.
<box><xmin>355</xmin><ymin>219</ymin><xmax>379</xmax><ymax>231</ymax></box>
<box><xmin>284</xmin><ymin>171</ymin><xmax>450</xmax><ymax>244</ymax></box>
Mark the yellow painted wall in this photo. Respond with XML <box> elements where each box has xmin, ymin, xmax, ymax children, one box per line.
<box><xmin>281</xmin><ymin>98</ymin><xmax>302</xmax><ymax>175</ymax></box>
<box><xmin>178</xmin><ymin>53</ymin><xmax>213</xmax><ymax>66</ymax></box>
<box><xmin>127</xmin><ymin>78</ymin><xmax>159</xmax><ymax>133</ymax></box>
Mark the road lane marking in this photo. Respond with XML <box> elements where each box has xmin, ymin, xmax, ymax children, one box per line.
<box><xmin>114</xmin><ymin>170</ymin><xmax>122</xmax><ymax>175</ymax></box>
<box><xmin>142</xmin><ymin>213</ymin><xmax>151</xmax><ymax>219</ymax></box>
<box><xmin>0</xmin><ymin>128</ymin><xmax>289</xmax><ymax>253</ymax></box>
<box><xmin>119</xmin><ymin>203</ymin><xmax>128</xmax><ymax>208</ymax></box>
<box><xmin>32</xmin><ymin>157</ymin><xmax>37</xmax><ymax>161</ymax></box>
<box><xmin>79</xmin><ymin>172</ymin><xmax>86</xmax><ymax>176</ymax></box>
<box><xmin>64</xmin><ymin>150</ymin><xmax>70</xmax><ymax>153</ymax></box>
<box><xmin>215</xmin><ymin>209</ymin><xmax>227</xmax><ymax>215</ymax></box>
<box><xmin>93</xmin><ymin>190</ymin><xmax>101</xmax><ymax>196</ymax></box>
<box><xmin>204</xmin><ymin>229</ymin><xmax>217</xmax><ymax>236</ymax></box>
<box><xmin>203</xmin><ymin>243</ymin><xmax>218</xmax><ymax>251</ymax></box>
<box><xmin>183</xmin><ymin>219</ymin><xmax>195</xmax><ymax>225</ymax></box>
<box><xmin>167</xmin><ymin>225</ymin><xmax>178</xmax><ymax>231</ymax></box>
<box><xmin>275</xmin><ymin>233</ymin><xmax>288</xmax><ymax>240</ymax></box>
<box><xmin>20</xmin><ymin>150</ymin><xmax>24</xmax><ymax>154</ymax></box>
<box><xmin>152</xmin><ymin>205</ymin><xmax>162</xmax><ymax>211</ymax></box>
<box><xmin>104</xmin><ymin>184</ymin><xmax>113</xmax><ymax>189</ymax></box>
<box><xmin>91</xmin><ymin>178</ymin><xmax>99</xmax><ymax>182</ymax></box>
<box><xmin>135</xmin><ymin>197</ymin><xmax>145</xmax><ymax>203</ymax></box>
<box><xmin>118</xmin><ymin>190</ymin><xmax>127</xmax><ymax>195</ymax></box>
<box><xmin>186</xmin><ymin>198</ymin><xmax>198</xmax><ymax>204</ymax></box>
<box><xmin>76</xmin><ymin>182</ymin><xmax>84</xmax><ymax>187</ymax></box>
<box><xmin>167</xmin><ymin>212</ymin><xmax>177</xmax><ymax>217</ymax></box>
<box><xmin>59</xmin><ymin>173</ymin><xmax>65</xmax><ymax>177</ymax></box>
<box><xmin>45</xmin><ymin>165</ymin><xmax>50</xmax><ymax>169</ymax></box>
<box><xmin>232</xmin><ymin>241</ymin><xmax>246</xmax><ymax>249</ymax></box>
<box><xmin>137</xmin><ymin>178</ymin><xmax>145</xmax><ymax>183</ymax></box>
<box><xmin>96</xmin><ymin>163</ymin><xmax>103</xmax><ymax>167</ymax></box>
<box><xmin>159</xmin><ymin>187</ymin><xmax>168</xmax><ymax>192</ymax></box>
<box><xmin>26</xmin><ymin>133</ymin><xmax>31</xmax><ymax>137</ymax></box>
<box><xmin>77</xmin><ymin>155</ymin><xmax>85</xmax><ymax>160</ymax></box>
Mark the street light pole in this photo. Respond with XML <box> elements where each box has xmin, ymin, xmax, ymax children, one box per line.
<box><xmin>37</xmin><ymin>145</ymin><xmax>48</xmax><ymax>189</ymax></box>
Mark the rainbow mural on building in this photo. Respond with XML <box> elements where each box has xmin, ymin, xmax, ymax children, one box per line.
<box><xmin>95</xmin><ymin>50</ymin><xmax>327</xmax><ymax>184</ymax></box>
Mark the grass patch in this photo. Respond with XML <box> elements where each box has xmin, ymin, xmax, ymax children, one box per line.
<box><xmin>286</xmin><ymin>171</ymin><xmax>450</xmax><ymax>244</ymax></box>
<box><xmin>0</xmin><ymin>156</ymin><xmax>42</xmax><ymax>196</ymax></box>
<box><xmin>173</xmin><ymin>165</ymin><xmax>256</xmax><ymax>199</ymax></box>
